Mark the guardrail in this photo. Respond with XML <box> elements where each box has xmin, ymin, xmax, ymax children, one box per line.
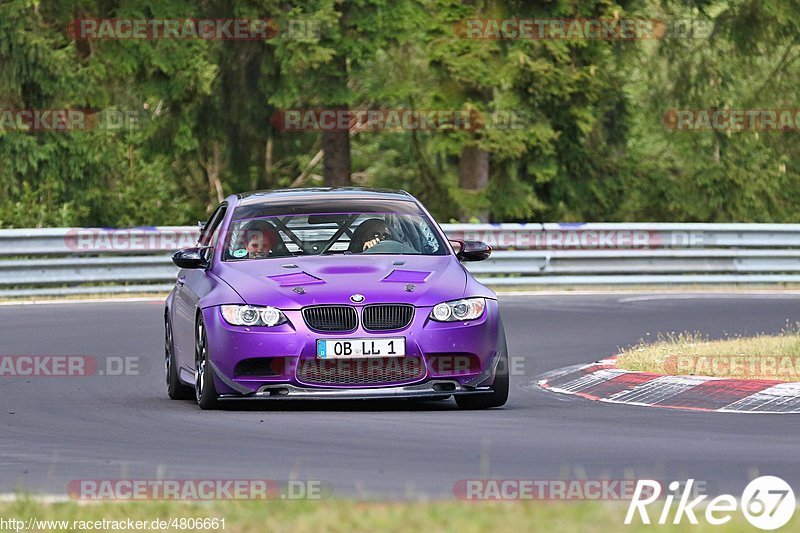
<box><xmin>3</xmin><ymin>223</ymin><xmax>800</xmax><ymax>296</ymax></box>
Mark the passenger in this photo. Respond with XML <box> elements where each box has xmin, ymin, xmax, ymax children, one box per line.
<box><xmin>241</xmin><ymin>221</ymin><xmax>279</xmax><ymax>259</ymax></box>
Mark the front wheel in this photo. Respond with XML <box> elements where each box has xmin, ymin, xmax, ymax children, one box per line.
<box><xmin>456</xmin><ymin>320</ymin><xmax>509</xmax><ymax>410</ymax></box>
<box><xmin>166</xmin><ymin>315</ymin><xmax>193</xmax><ymax>400</ymax></box>
<box><xmin>194</xmin><ymin>316</ymin><xmax>219</xmax><ymax>410</ymax></box>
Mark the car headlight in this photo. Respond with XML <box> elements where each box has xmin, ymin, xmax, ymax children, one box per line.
<box><xmin>430</xmin><ymin>298</ymin><xmax>486</xmax><ymax>322</ymax></box>
<box><xmin>220</xmin><ymin>305</ymin><xmax>288</xmax><ymax>327</ymax></box>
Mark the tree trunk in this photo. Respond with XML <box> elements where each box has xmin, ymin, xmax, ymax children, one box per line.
<box><xmin>264</xmin><ymin>134</ymin><xmax>273</xmax><ymax>185</ymax></box>
<box><xmin>322</xmin><ymin>53</ymin><xmax>351</xmax><ymax>187</ymax></box>
<box><xmin>322</xmin><ymin>117</ymin><xmax>351</xmax><ymax>187</ymax></box>
<box><xmin>458</xmin><ymin>145</ymin><xmax>490</xmax><ymax>221</ymax></box>
<box><xmin>200</xmin><ymin>141</ymin><xmax>225</xmax><ymax>210</ymax></box>
<box><xmin>210</xmin><ymin>141</ymin><xmax>224</xmax><ymax>202</ymax></box>
<box><xmin>128</xmin><ymin>144</ymin><xmax>135</xmax><ymax>182</ymax></box>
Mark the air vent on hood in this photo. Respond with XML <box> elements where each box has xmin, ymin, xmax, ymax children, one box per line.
<box><xmin>268</xmin><ymin>272</ymin><xmax>324</xmax><ymax>286</ymax></box>
<box><xmin>381</xmin><ymin>269</ymin><xmax>431</xmax><ymax>283</ymax></box>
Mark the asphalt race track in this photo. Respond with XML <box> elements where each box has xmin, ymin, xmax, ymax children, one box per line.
<box><xmin>1</xmin><ymin>294</ymin><xmax>799</xmax><ymax>498</ymax></box>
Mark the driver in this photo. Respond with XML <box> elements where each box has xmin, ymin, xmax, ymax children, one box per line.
<box><xmin>349</xmin><ymin>219</ymin><xmax>394</xmax><ymax>252</ymax></box>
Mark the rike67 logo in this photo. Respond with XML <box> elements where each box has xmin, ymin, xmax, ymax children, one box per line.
<box><xmin>626</xmin><ymin>476</ymin><xmax>795</xmax><ymax>530</ymax></box>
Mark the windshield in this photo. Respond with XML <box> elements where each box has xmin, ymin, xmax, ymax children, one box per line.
<box><xmin>223</xmin><ymin>211</ymin><xmax>447</xmax><ymax>260</ymax></box>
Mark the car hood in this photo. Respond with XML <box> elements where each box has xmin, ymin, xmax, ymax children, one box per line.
<box><xmin>212</xmin><ymin>255</ymin><xmax>469</xmax><ymax>309</ymax></box>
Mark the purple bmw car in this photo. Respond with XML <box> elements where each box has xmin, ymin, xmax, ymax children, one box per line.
<box><xmin>165</xmin><ymin>188</ymin><xmax>508</xmax><ymax>410</ymax></box>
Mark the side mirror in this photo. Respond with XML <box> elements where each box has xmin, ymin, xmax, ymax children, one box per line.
<box><xmin>172</xmin><ymin>247</ymin><xmax>208</xmax><ymax>269</ymax></box>
<box><xmin>450</xmin><ymin>240</ymin><xmax>492</xmax><ymax>262</ymax></box>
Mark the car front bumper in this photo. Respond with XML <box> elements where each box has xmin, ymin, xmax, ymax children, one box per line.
<box><xmin>201</xmin><ymin>299</ymin><xmax>502</xmax><ymax>398</ymax></box>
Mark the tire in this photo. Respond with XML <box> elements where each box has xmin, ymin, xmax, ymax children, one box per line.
<box><xmin>455</xmin><ymin>319</ymin><xmax>509</xmax><ymax>410</ymax></box>
<box><xmin>166</xmin><ymin>315</ymin><xmax>193</xmax><ymax>400</ymax></box>
<box><xmin>194</xmin><ymin>315</ymin><xmax>220</xmax><ymax>410</ymax></box>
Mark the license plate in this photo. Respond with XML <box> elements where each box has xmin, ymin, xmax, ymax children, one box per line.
<box><xmin>317</xmin><ymin>337</ymin><xmax>405</xmax><ymax>359</ymax></box>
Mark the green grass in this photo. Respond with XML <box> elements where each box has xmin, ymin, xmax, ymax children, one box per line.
<box><xmin>0</xmin><ymin>499</ymin><xmax>790</xmax><ymax>532</ymax></box>
<box><xmin>616</xmin><ymin>329</ymin><xmax>800</xmax><ymax>380</ymax></box>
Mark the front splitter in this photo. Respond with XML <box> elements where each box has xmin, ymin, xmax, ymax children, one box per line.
<box><xmin>218</xmin><ymin>380</ymin><xmax>492</xmax><ymax>400</ymax></box>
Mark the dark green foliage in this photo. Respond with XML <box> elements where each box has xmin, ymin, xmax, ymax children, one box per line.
<box><xmin>0</xmin><ymin>0</ymin><xmax>798</xmax><ymax>227</ymax></box>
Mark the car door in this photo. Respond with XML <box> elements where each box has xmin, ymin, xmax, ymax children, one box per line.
<box><xmin>173</xmin><ymin>203</ymin><xmax>228</xmax><ymax>376</ymax></box>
